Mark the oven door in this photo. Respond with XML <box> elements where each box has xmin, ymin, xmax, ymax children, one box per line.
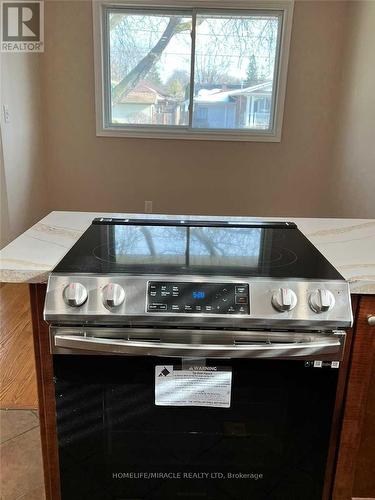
<box><xmin>51</xmin><ymin>327</ymin><xmax>345</xmax><ymax>500</ymax></box>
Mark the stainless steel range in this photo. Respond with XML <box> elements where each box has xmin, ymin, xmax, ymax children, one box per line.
<box><xmin>44</xmin><ymin>218</ymin><xmax>352</xmax><ymax>500</ymax></box>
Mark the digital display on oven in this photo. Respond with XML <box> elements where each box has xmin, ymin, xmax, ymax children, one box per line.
<box><xmin>147</xmin><ymin>282</ymin><xmax>249</xmax><ymax>315</ymax></box>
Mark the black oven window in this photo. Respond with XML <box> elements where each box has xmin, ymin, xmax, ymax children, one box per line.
<box><xmin>54</xmin><ymin>355</ymin><xmax>338</xmax><ymax>500</ymax></box>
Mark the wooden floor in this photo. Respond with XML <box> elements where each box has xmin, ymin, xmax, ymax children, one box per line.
<box><xmin>0</xmin><ymin>283</ymin><xmax>38</xmax><ymax>409</ymax></box>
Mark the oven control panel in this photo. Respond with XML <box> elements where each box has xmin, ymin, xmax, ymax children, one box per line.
<box><xmin>147</xmin><ymin>281</ymin><xmax>249</xmax><ymax>315</ymax></box>
<box><xmin>44</xmin><ymin>275</ymin><xmax>352</xmax><ymax>328</ymax></box>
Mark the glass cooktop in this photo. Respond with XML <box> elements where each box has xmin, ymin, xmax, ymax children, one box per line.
<box><xmin>53</xmin><ymin>219</ymin><xmax>343</xmax><ymax>279</ymax></box>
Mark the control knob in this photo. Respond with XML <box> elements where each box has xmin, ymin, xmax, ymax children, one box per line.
<box><xmin>63</xmin><ymin>282</ymin><xmax>88</xmax><ymax>307</ymax></box>
<box><xmin>272</xmin><ymin>288</ymin><xmax>297</xmax><ymax>312</ymax></box>
<box><xmin>309</xmin><ymin>289</ymin><xmax>335</xmax><ymax>313</ymax></box>
<box><xmin>103</xmin><ymin>283</ymin><xmax>125</xmax><ymax>308</ymax></box>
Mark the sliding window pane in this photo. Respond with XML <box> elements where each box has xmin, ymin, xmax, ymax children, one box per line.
<box><xmin>193</xmin><ymin>12</ymin><xmax>280</xmax><ymax>130</ymax></box>
<box><xmin>108</xmin><ymin>10</ymin><xmax>192</xmax><ymax>127</ymax></box>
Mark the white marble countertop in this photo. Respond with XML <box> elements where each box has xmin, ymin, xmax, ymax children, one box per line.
<box><xmin>0</xmin><ymin>211</ymin><xmax>374</xmax><ymax>294</ymax></box>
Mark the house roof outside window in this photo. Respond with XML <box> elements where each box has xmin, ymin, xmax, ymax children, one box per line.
<box><xmin>114</xmin><ymin>80</ymin><xmax>174</xmax><ymax>104</ymax></box>
<box><xmin>194</xmin><ymin>81</ymin><xmax>273</xmax><ymax>104</ymax></box>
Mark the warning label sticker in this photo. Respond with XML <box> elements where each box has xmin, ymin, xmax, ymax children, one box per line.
<box><xmin>155</xmin><ymin>365</ymin><xmax>232</xmax><ymax>408</ymax></box>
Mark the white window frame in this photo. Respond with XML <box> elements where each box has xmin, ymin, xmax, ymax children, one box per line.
<box><xmin>93</xmin><ymin>0</ymin><xmax>294</xmax><ymax>142</ymax></box>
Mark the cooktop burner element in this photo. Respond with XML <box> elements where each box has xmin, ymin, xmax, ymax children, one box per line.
<box><xmin>44</xmin><ymin>218</ymin><xmax>352</xmax><ymax>330</ymax></box>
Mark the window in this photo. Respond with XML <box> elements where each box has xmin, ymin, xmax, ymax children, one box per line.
<box><xmin>93</xmin><ymin>1</ymin><xmax>294</xmax><ymax>141</ymax></box>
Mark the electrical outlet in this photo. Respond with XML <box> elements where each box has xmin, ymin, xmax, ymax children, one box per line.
<box><xmin>144</xmin><ymin>201</ymin><xmax>153</xmax><ymax>213</ymax></box>
<box><xmin>3</xmin><ymin>104</ymin><xmax>10</xmax><ymax>124</ymax></box>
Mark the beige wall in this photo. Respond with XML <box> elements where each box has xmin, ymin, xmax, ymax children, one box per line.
<box><xmin>329</xmin><ymin>0</ymin><xmax>375</xmax><ymax>217</ymax></box>
<box><xmin>0</xmin><ymin>119</ymin><xmax>10</xmax><ymax>248</ymax></box>
<box><xmin>42</xmin><ymin>0</ymin><xmax>365</xmax><ymax>218</ymax></box>
<box><xmin>1</xmin><ymin>53</ymin><xmax>48</xmax><ymax>246</ymax></box>
<box><xmin>1</xmin><ymin>0</ymin><xmax>373</xmax><ymax>235</ymax></box>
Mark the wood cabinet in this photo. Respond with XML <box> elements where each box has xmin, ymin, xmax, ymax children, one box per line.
<box><xmin>30</xmin><ymin>284</ymin><xmax>61</xmax><ymax>500</ymax></box>
<box><xmin>333</xmin><ymin>295</ymin><xmax>375</xmax><ymax>500</ymax></box>
<box><xmin>29</xmin><ymin>284</ymin><xmax>375</xmax><ymax>500</ymax></box>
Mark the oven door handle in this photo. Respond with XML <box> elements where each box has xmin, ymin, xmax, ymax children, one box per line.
<box><xmin>53</xmin><ymin>332</ymin><xmax>345</xmax><ymax>360</ymax></box>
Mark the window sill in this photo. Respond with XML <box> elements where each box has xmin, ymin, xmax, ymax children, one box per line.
<box><xmin>96</xmin><ymin>127</ymin><xmax>282</xmax><ymax>142</ymax></box>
